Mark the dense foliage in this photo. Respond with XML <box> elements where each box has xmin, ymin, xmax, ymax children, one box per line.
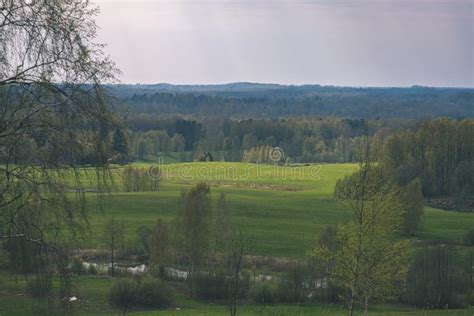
<box><xmin>403</xmin><ymin>246</ymin><xmax>471</xmax><ymax>308</ymax></box>
<box><xmin>112</xmin><ymin>84</ymin><xmax>474</xmax><ymax>119</ymax></box>
<box><xmin>123</xmin><ymin>117</ymin><xmax>409</xmax><ymax>163</ymax></box>
<box><xmin>383</xmin><ymin>119</ymin><xmax>474</xmax><ymax>209</ymax></box>
<box><xmin>108</xmin><ymin>278</ymin><xmax>174</xmax><ymax>311</ymax></box>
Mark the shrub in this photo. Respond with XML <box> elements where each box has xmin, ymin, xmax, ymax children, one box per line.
<box><xmin>464</xmin><ymin>226</ymin><xmax>474</xmax><ymax>246</ymax></box>
<box><xmin>108</xmin><ymin>279</ymin><xmax>137</xmax><ymax>310</ymax></box>
<box><xmin>467</xmin><ymin>290</ymin><xmax>474</xmax><ymax>306</ymax></box>
<box><xmin>192</xmin><ymin>272</ymin><xmax>229</xmax><ymax>300</ymax></box>
<box><xmin>191</xmin><ymin>271</ymin><xmax>251</xmax><ymax>301</ymax></box>
<box><xmin>136</xmin><ymin>279</ymin><xmax>174</xmax><ymax>308</ymax></box>
<box><xmin>71</xmin><ymin>257</ymin><xmax>84</xmax><ymax>275</ymax></box>
<box><xmin>403</xmin><ymin>245</ymin><xmax>469</xmax><ymax>308</ymax></box>
<box><xmin>249</xmin><ymin>282</ymin><xmax>277</xmax><ymax>304</ymax></box>
<box><xmin>26</xmin><ymin>276</ymin><xmax>52</xmax><ymax>298</ymax></box>
<box><xmin>87</xmin><ymin>264</ymin><xmax>98</xmax><ymax>275</ymax></box>
<box><xmin>276</xmin><ymin>264</ymin><xmax>307</xmax><ymax>303</ymax></box>
<box><xmin>109</xmin><ymin>278</ymin><xmax>175</xmax><ymax>310</ymax></box>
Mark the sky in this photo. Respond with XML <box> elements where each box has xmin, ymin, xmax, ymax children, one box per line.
<box><xmin>94</xmin><ymin>0</ymin><xmax>474</xmax><ymax>87</ymax></box>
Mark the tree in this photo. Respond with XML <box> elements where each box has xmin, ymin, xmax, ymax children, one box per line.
<box><xmin>137</xmin><ymin>139</ymin><xmax>148</xmax><ymax>160</ymax></box>
<box><xmin>122</xmin><ymin>166</ymin><xmax>158</xmax><ymax>192</ymax></box>
<box><xmin>226</xmin><ymin>228</ymin><xmax>245</xmax><ymax>316</ymax></box>
<box><xmin>215</xmin><ymin>192</ymin><xmax>232</xmax><ymax>250</ymax></box>
<box><xmin>175</xmin><ymin>183</ymin><xmax>213</xmax><ymax>293</ymax></box>
<box><xmin>404</xmin><ymin>245</ymin><xmax>470</xmax><ymax>308</ymax></box>
<box><xmin>149</xmin><ymin>218</ymin><xmax>171</xmax><ymax>278</ymax></box>
<box><xmin>136</xmin><ymin>225</ymin><xmax>152</xmax><ymax>256</ymax></box>
<box><xmin>112</xmin><ymin>127</ymin><xmax>129</xmax><ymax>163</ymax></box>
<box><xmin>382</xmin><ymin>119</ymin><xmax>474</xmax><ymax>209</ymax></box>
<box><xmin>464</xmin><ymin>226</ymin><xmax>474</xmax><ymax>246</ymax></box>
<box><xmin>399</xmin><ymin>179</ymin><xmax>424</xmax><ymax>235</ymax></box>
<box><xmin>102</xmin><ymin>219</ymin><xmax>126</xmax><ymax>277</ymax></box>
<box><xmin>171</xmin><ymin>133</ymin><xmax>186</xmax><ymax>152</ymax></box>
<box><xmin>310</xmin><ymin>225</ymin><xmax>342</xmax><ymax>303</ymax></box>
<box><xmin>0</xmin><ymin>0</ymin><xmax>117</xmax><ymax>305</ymax></box>
<box><xmin>242</xmin><ymin>134</ymin><xmax>258</xmax><ymax>150</ymax></box>
<box><xmin>213</xmin><ymin>193</ymin><xmax>245</xmax><ymax>316</ymax></box>
<box><xmin>317</xmin><ymin>157</ymin><xmax>409</xmax><ymax>315</ymax></box>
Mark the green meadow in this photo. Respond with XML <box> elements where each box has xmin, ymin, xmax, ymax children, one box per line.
<box><xmin>1</xmin><ymin>162</ymin><xmax>473</xmax><ymax>315</ymax></box>
<box><xmin>79</xmin><ymin>162</ymin><xmax>473</xmax><ymax>258</ymax></box>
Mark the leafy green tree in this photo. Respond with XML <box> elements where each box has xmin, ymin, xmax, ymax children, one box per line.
<box><xmin>399</xmin><ymin>179</ymin><xmax>424</xmax><ymax>235</ymax></box>
<box><xmin>317</xmin><ymin>162</ymin><xmax>409</xmax><ymax>315</ymax></box>
<box><xmin>0</xmin><ymin>0</ymin><xmax>117</xmax><ymax>305</ymax></box>
<box><xmin>383</xmin><ymin>119</ymin><xmax>474</xmax><ymax>208</ymax></box>
<box><xmin>175</xmin><ymin>183</ymin><xmax>213</xmax><ymax>293</ymax></box>
<box><xmin>149</xmin><ymin>218</ymin><xmax>171</xmax><ymax>278</ymax></box>
<box><xmin>171</xmin><ymin>133</ymin><xmax>186</xmax><ymax>152</ymax></box>
<box><xmin>112</xmin><ymin>127</ymin><xmax>129</xmax><ymax>163</ymax></box>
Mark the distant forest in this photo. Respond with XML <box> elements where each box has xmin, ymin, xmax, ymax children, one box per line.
<box><xmin>102</xmin><ymin>84</ymin><xmax>474</xmax><ymax>209</ymax></box>
<box><xmin>110</xmin><ymin>83</ymin><xmax>474</xmax><ymax>119</ymax></box>
<box><xmin>6</xmin><ymin>84</ymin><xmax>470</xmax><ymax>208</ymax></box>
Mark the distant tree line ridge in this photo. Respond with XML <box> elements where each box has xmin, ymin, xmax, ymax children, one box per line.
<box><xmin>111</xmin><ymin>84</ymin><xmax>474</xmax><ymax>119</ymax></box>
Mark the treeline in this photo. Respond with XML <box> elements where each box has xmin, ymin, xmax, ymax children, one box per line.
<box><xmin>123</xmin><ymin>117</ymin><xmax>412</xmax><ymax>163</ymax></box>
<box><xmin>115</xmin><ymin>85</ymin><xmax>474</xmax><ymax>119</ymax></box>
<box><xmin>383</xmin><ymin>119</ymin><xmax>474</xmax><ymax>210</ymax></box>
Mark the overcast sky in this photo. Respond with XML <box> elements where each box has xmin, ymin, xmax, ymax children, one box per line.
<box><xmin>94</xmin><ymin>0</ymin><xmax>473</xmax><ymax>87</ymax></box>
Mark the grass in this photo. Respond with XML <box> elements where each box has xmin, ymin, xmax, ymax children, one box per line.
<box><xmin>78</xmin><ymin>162</ymin><xmax>473</xmax><ymax>258</ymax></box>
<box><xmin>1</xmin><ymin>162</ymin><xmax>473</xmax><ymax>315</ymax></box>
<box><xmin>0</xmin><ymin>273</ymin><xmax>471</xmax><ymax>316</ymax></box>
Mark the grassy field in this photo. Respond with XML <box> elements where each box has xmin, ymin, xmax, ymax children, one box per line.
<box><xmin>1</xmin><ymin>162</ymin><xmax>473</xmax><ymax>315</ymax></box>
<box><xmin>0</xmin><ymin>273</ymin><xmax>472</xmax><ymax>316</ymax></box>
<box><xmin>79</xmin><ymin>162</ymin><xmax>474</xmax><ymax>258</ymax></box>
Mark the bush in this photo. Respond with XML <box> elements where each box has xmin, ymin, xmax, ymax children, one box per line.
<box><xmin>136</xmin><ymin>279</ymin><xmax>174</xmax><ymax>308</ymax></box>
<box><xmin>87</xmin><ymin>264</ymin><xmax>98</xmax><ymax>275</ymax></box>
<box><xmin>26</xmin><ymin>276</ymin><xmax>52</xmax><ymax>298</ymax></box>
<box><xmin>192</xmin><ymin>272</ymin><xmax>229</xmax><ymax>300</ymax></box>
<box><xmin>249</xmin><ymin>282</ymin><xmax>277</xmax><ymax>304</ymax></box>
<box><xmin>109</xmin><ymin>278</ymin><xmax>174</xmax><ymax>310</ymax></box>
<box><xmin>464</xmin><ymin>226</ymin><xmax>474</xmax><ymax>246</ymax></box>
<box><xmin>108</xmin><ymin>279</ymin><xmax>137</xmax><ymax>310</ymax></box>
<box><xmin>71</xmin><ymin>257</ymin><xmax>84</xmax><ymax>275</ymax></box>
<box><xmin>467</xmin><ymin>290</ymin><xmax>474</xmax><ymax>306</ymax></box>
<box><xmin>276</xmin><ymin>264</ymin><xmax>307</xmax><ymax>303</ymax></box>
<box><xmin>403</xmin><ymin>245</ymin><xmax>469</xmax><ymax>308</ymax></box>
<box><xmin>191</xmin><ymin>270</ymin><xmax>251</xmax><ymax>301</ymax></box>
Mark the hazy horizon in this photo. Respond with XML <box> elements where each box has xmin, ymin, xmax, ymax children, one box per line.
<box><xmin>95</xmin><ymin>0</ymin><xmax>474</xmax><ymax>87</ymax></box>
